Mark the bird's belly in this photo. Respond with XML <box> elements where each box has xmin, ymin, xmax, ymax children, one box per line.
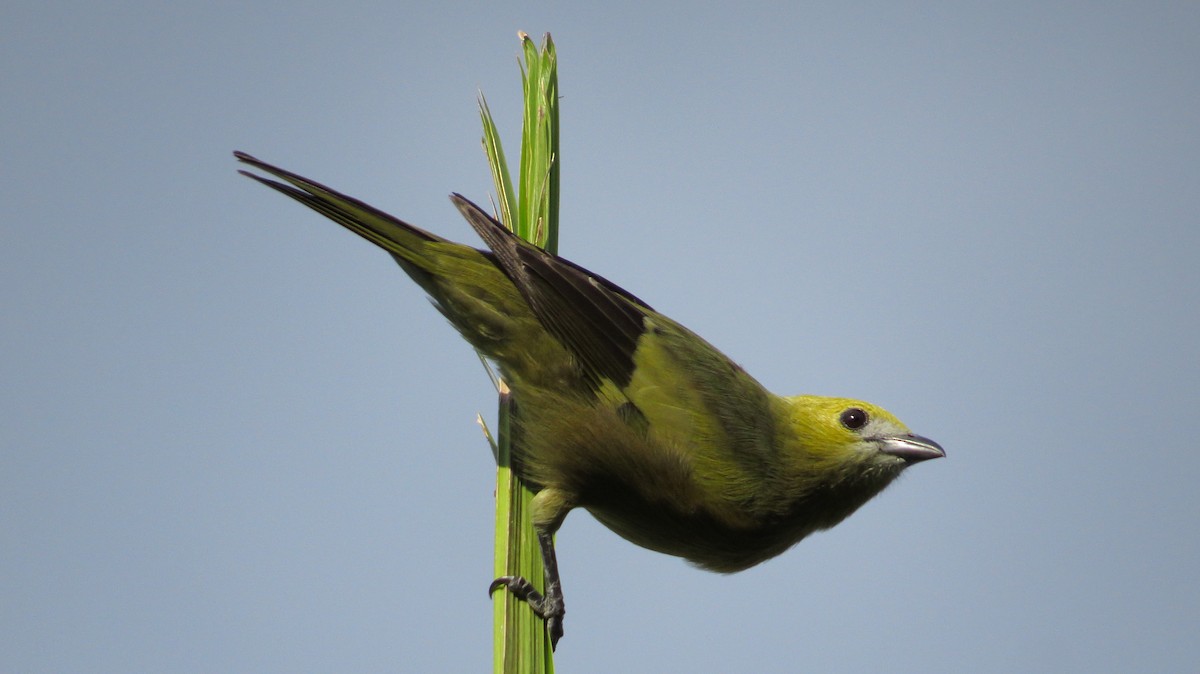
<box><xmin>583</xmin><ymin>498</ymin><xmax>815</xmax><ymax>574</ymax></box>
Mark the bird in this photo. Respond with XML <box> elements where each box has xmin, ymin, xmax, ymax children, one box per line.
<box><xmin>235</xmin><ymin>151</ymin><xmax>945</xmax><ymax>649</ymax></box>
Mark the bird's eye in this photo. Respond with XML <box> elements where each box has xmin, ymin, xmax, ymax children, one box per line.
<box><xmin>840</xmin><ymin>407</ymin><xmax>869</xmax><ymax>430</ymax></box>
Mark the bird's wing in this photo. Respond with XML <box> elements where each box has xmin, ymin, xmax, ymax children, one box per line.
<box><xmin>450</xmin><ymin>194</ymin><xmax>653</xmax><ymax>391</ymax></box>
<box><xmin>450</xmin><ymin>195</ymin><xmax>777</xmax><ymax>467</ymax></box>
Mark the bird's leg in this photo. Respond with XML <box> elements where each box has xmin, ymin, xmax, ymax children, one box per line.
<box><xmin>489</xmin><ymin>529</ymin><xmax>565</xmax><ymax>649</ymax></box>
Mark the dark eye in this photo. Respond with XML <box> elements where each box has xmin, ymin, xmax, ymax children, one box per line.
<box><xmin>840</xmin><ymin>407</ymin><xmax>869</xmax><ymax>430</ymax></box>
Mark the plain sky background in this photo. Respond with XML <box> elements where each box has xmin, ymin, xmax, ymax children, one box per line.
<box><xmin>3</xmin><ymin>2</ymin><xmax>1197</xmax><ymax>672</ymax></box>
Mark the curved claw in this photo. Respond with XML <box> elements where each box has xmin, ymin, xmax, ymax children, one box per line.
<box><xmin>489</xmin><ymin>529</ymin><xmax>567</xmax><ymax>649</ymax></box>
<box><xmin>489</xmin><ymin>575</ymin><xmax>538</xmax><ymax>599</ymax></box>
<box><xmin>489</xmin><ymin>574</ymin><xmax>565</xmax><ymax>649</ymax></box>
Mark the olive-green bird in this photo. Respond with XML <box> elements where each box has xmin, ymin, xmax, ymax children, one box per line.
<box><xmin>235</xmin><ymin>151</ymin><xmax>944</xmax><ymax>648</ymax></box>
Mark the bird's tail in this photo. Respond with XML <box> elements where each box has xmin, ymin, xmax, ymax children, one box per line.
<box><xmin>234</xmin><ymin>151</ymin><xmax>462</xmax><ymax>295</ymax></box>
<box><xmin>234</xmin><ymin>152</ymin><xmax>567</xmax><ymax>382</ymax></box>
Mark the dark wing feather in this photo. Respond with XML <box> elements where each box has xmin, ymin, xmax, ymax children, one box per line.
<box><xmin>450</xmin><ymin>194</ymin><xmax>651</xmax><ymax>389</ymax></box>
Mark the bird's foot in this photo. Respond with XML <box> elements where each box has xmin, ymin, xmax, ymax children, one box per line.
<box><xmin>489</xmin><ymin>575</ymin><xmax>565</xmax><ymax>649</ymax></box>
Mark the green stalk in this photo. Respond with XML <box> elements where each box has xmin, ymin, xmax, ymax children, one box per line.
<box><xmin>479</xmin><ymin>31</ymin><xmax>559</xmax><ymax>674</ymax></box>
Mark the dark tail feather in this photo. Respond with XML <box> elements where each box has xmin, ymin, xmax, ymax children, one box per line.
<box><xmin>235</xmin><ymin>151</ymin><xmax>463</xmax><ymax>292</ymax></box>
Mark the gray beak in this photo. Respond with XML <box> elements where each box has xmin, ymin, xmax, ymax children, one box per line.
<box><xmin>877</xmin><ymin>434</ymin><xmax>946</xmax><ymax>464</ymax></box>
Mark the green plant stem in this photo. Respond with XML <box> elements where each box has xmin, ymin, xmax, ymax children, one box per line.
<box><xmin>481</xmin><ymin>31</ymin><xmax>559</xmax><ymax>674</ymax></box>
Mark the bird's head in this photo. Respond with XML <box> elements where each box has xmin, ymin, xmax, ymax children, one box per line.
<box><xmin>781</xmin><ymin>395</ymin><xmax>945</xmax><ymax>479</ymax></box>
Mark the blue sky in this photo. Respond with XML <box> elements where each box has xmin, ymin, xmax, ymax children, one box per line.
<box><xmin>3</xmin><ymin>2</ymin><xmax>1197</xmax><ymax>672</ymax></box>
